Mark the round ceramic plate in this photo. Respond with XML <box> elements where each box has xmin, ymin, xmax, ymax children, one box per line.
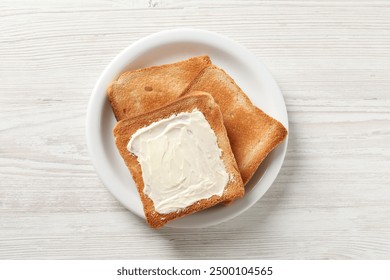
<box><xmin>86</xmin><ymin>29</ymin><xmax>289</xmax><ymax>228</ymax></box>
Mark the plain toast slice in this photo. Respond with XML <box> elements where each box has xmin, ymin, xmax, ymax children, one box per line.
<box><xmin>182</xmin><ymin>65</ymin><xmax>288</xmax><ymax>185</ymax></box>
<box><xmin>107</xmin><ymin>56</ymin><xmax>211</xmax><ymax>120</ymax></box>
<box><xmin>113</xmin><ymin>91</ymin><xmax>244</xmax><ymax>228</ymax></box>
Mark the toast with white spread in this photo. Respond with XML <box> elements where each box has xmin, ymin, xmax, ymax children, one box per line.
<box><xmin>113</xmin><ymin>92</ymin><xmax>244</xmax><ymax>228</ymax></box>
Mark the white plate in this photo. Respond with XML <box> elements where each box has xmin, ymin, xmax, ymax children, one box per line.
<box><xmin>86</xmin><ymin>29</ymin><xmax>289</xmax><ymax>228</ymax></box>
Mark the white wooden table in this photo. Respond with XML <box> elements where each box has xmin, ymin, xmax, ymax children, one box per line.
<box><xmin>1</xmin><ymin>0</ymin><xmax>389</xmax><ymax>259</ymax></box>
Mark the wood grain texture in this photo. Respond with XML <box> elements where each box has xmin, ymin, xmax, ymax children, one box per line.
<box><xmin>1</xmin><ymin>0</ymin><xmax>389</xmax><ymax>259</ymax></box>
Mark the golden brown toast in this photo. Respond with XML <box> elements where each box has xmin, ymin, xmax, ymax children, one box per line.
<box><xmin>113</xmin><ymin>92</ymin><xmax>244</xmax><ymax>228</ymax></box>
<box><xmin>107</xmin><ymin>56</ymin><xmax>211</xmax><ymax>120</ymax></box>
<box><xmin>182</xmin><ymin>65</ymin><xmax>288</xmax><ymax>185</ymax></box>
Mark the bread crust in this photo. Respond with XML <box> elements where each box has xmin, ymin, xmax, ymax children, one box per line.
<box><xmin>182</xmin><ymin>65</ymin><xmax>288</xmax><ymax>185</ymax></box>
<box><xmin>113</xmin><ymin>92</ymin><xmax>244</xmax><ymax>228</ymax></box>
<box><xmin>107</xmin><ymin>56</ymin><xmax>211</xmax><ymax>120</ymax></box>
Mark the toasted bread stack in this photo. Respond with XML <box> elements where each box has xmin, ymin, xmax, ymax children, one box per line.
<box><xmin>181</xmin><ymin>65</ymin><xmax>287</xmax><ymax>185</ymax></box>
<box><xmin>107</xmin><ymin>56</ymin><xmax>287</xmax><ymax>228</ymax></box>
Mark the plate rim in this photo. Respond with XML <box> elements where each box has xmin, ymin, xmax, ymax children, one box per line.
<box><xmin>86</xmin><ymin>28</ymin><xmax>289</xmax><ymax>228</ymax></box>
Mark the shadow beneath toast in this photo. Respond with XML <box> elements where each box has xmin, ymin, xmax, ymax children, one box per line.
<box><xmin>155</xmin><ymin>183</ymin><xmax>286</xmax><ymax>259</ymax></box>
<box><xmin>154</xmin><ymin>121</ymin><xmax>301</xmax><ymax>259</ymax></box>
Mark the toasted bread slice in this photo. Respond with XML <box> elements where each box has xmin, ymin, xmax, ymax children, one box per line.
<box><xmin>107</xmin><ymin>55</ymin><xmax>211</xmax><ymax>120</ymax></box>
<box><xmin>182</xmin><ymin>66</ymin><xmax>288</xmax><ymax>185</ymax></box>
<box><xmin>113</xmin><ymin>92</ymin><xmax>244</xmax><ymax>228</ymax></box>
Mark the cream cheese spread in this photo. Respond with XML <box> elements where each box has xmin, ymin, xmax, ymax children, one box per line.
<box><xmin>127</xmin><ymin>110</ymin><xmax>229</xmax><ymax>214</ymax></box>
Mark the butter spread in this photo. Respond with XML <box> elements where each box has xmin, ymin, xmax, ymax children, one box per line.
<box><xmin>127</xmin><ymin>110</ymin><xmax>229</xmax><ymax>214</ymax></box>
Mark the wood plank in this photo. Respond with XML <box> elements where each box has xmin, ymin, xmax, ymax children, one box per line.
<box><xmin>1</xmin><ymin>0</ymin><xmax>389</xmax><ymax>259</ymax></box>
